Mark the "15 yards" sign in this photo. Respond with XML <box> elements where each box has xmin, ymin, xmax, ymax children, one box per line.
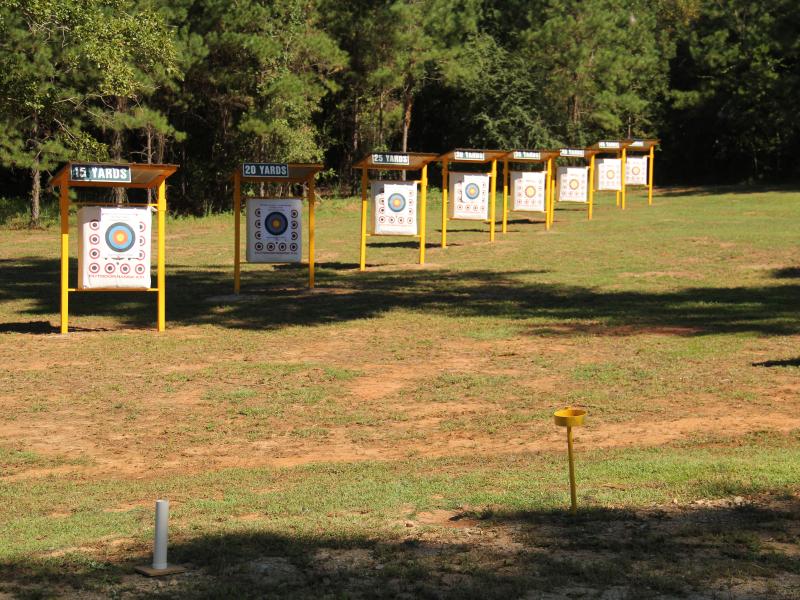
<box><xmin>242</xmin><ymin>163</ymin><xmax>289</xmax><ymax>178</ymax></box>
<box><xmin>70</xmin><ymin>164</ymin><xmax>132</xmax><ymax>183</ymax></box>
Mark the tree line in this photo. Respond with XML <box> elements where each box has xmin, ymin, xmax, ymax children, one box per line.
<box><xmin>1</xmin><ymin>0</ymin><xmax>798</xmax><ymax>225</ymax></box>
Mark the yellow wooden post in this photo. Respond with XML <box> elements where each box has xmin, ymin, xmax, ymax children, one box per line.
<box><xmin>549</xmin><ymin>159</ymin><xmax>556</xmax><ymax>228</ymax></box>
<box><xmin>648</xmin><ymin>146</ymin><xmax>655</xmax><ymax>206</ymax></box>
<box><xmin>359</xmin><ymin>167</ymin><xmax>368</xmax><ymax>271</ymax></box>
<box><xmin>59</xmin><ymin>182</ymin><xmax>70</xmax><ymax>334</ymax></box>
<box><xmin>308</xmin><ymin>175</ymin><xmax>316</xmax><ymax>288</ymax></box>
<box><xmin>489</xmin><ymin>159</ymin><xmax>497</xmax><ymax>242</ymax></box>
<box><xmin>588</xmin><ymin>155</ymin><xmax>595</xmax><ymax>221</ymax></box>
<box><xmin>157</xmin><ymin>180</ymin><xmax>166</xmax><ymax>332</ymax></box>
<box><xmin>621</xmin><ymin>147</ymin><xmax>627</xmax><ymax>210</ymax></box>
<box><xmin>441</xmin><ymin>160</ymin><xmax>448</xmax><ymax>248</ymax></box>
<box><xmin>544</xmin><ymin>159</ymin><xmax>550</xmax><ymax>231</ymax></box>
<box><xmin>419</xmin><ymin>164</ymin><xmax>428</xmax><ymax>264</ymax></box>
<box><xmin>567</xmin><ymin>425</ymin><xmax>577</xmax><ymax>514</ymax></box>
<box><xmin>233</xmin><ymin>171</ymin><xmax>241</xmax><ymax>294</ymax></box>
<box><xmin>502</xmin><ymin>159</ymin><xmax>509</xmax><ymax>234</ymax></box>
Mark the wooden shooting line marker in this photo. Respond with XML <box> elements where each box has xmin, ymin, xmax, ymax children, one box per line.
<box><xmin>232</xmin><ymin>162</ymin><xmax>323</xmax><ymax>292</ymax></box>
<box><xmin>49</xmin><ymin>162</ymin><xmax>178</xmax><ymax>334</ymax></box>
<box><xmin>354</xmin><ymin>152</ymin><xmax>438</xmax><ymax>271</ymax></box>
<box><xmin>437</xmin><ymin>149</ymin><xmax>507</xmax><ymax>247</ymax></box>
<box><xmin>500</xmin><ymin>149</ymin><xmax>561</xmax><ymax>233</ymax></box>
<box><xmin>553</xmin><ymin>407</ymin><xmax>588</xmax><ymax>514</ymax></box>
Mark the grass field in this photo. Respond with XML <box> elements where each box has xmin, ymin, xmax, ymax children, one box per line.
<box><xmin>1</xmin><ymin>186</ymin><xmax>799</xmax><ymax>599</ymax></box>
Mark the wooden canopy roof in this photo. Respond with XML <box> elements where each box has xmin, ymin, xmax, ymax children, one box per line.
<box><xmin>51</xmin><ymin>162</ymin><xmax>178</xmax><ymax>189</ymax></box>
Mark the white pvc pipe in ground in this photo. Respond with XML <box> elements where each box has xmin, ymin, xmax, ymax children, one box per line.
<box><xmin>152</xmin><ymin>499</ymin><xmax>169</xmax><ymax>570</ymax></box>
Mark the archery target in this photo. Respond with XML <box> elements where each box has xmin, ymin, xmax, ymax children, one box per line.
<box><xmin>246</xmin><ymin>198</ymin><xmax>302</xmax><ymax>263</ymax></box>
<box><xmin>449</xmin><ymin>172</ymin><xmax>489</xmax><ymax>220</ymax></box>
<box><xmin>557</xmin><ymin>167</ymin><xmax>589</xmax><ymax>203</ymax></box>
<box><xmin>77</xmin><ymin>206</ymin><xmax>151</xmax><ymax>289</ymax></box>
<box><xmin>595</xmin><ymin>158</ymin><xmax>622</xmax><ymax>191</ymax></box>
<box><xmin>370</xmin><ymin>181</ymin><xmax>418</xmax><ymax>236</ymax></box>
<box><xmin>511</xmin><ymin>170</ymin><xmax>546</xmax><ymax>212</ymax></box>
<box><xmin>626</xmin><ymin>156</ymin><xmax>648</xmax><ymax>186</ymax></box>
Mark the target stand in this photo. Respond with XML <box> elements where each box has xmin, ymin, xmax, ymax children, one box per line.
<box><xmin>50</xmin><ymin>162</ymin><xmax>178</xmax><ymax>334</ymax></box>
<box><xmin>233</xmin><ymin>163</ymin><xmax>322</xmax><ymax>291</ymax></box>
<box><xmin>554</xmin><ymin>148</ymin><xmax>600</xmax><ymax>221</ymax></box>
<box><xmin>622</xmin><ymin>139</ymin><xmax>659</xmax><ymax>206</ymax></box>
<box><xmin>354</xmin><ymin>152</ymin><xmax>438</xmax><ymax>271</ymax></box>
<box><xmin>500</xmin><ymin>150</ymin><xmax>560</xmax><ymax>232</ymax></box>
<box><xmin>589</xmin><ymin>141</ymin><xmax>631</xmax><ymax>210</ymax></box>
<box><xmin>437</xmin><ymin>149</ymin><xmax>506</xmax><ymax>247</ymax></box>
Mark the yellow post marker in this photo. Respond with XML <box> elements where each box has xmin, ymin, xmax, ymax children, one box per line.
<box><xmin>621</xmin><ymin>147</ymin><xmax>627</xmax><ymax>211</ymax></box>
<box><xmin>441</xmin><ymin>160</ymin><xmax>448</xmax><ymax>248</ymax></box>
<box><xmin>308</xmin><ymin>176</ymin><xmax>316</xmax><ymax>288</ymax></box>
<box><xmin>59</xmin><ymin>183</ymin><xmax>69</xmax><ymax>334</ymax></box>
<box><xmin>233</xmin><ymin>171</ymin><xmax>241</xmax><ymax>294</ymax></box>
<box><xmin>157</xmin><ymin>180</ymin><xmax>166</xmax><ymax>332</ymax></box>
<box><xmin>501</xmin><ymin>160</ymin><xmax>508</xmax><ymax>234</ymax></box>
<box><xmin>553</xmin><ymin>407</ymin><xmax>587</xmax><ymax>514</ymax></box>
<box><xmin>419</xmin><ymin>164</ymin><xmax>428</xmax><ymax>264</ymax></box>
<box><xmin>588</xmin><ymin>155</ymin><xmax>595</xmax><ymax>221</ymax></box>
<box><xmin>648</xmin><ymin>145</ymin><xmax>655</xmax><ymax>206</ymax></box>
<box><xmin>489</xmin><ymin>159</ymin><xmax>497</xmax><ymax>242</ymax></box>
<box><xmin>548</xmin><ymin>160</ymin><xmax>556</xmax><ymax>228</ymax></box>
<box><xmin>359</xmin><ymin>167</ymin><xmax>368</xmax><ymax>271</ymax></box>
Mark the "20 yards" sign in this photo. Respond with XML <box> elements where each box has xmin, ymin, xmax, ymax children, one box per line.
<box><xmin>242</xmin><ymin>163</ymin><xmax>289</xmax><ymax>178</ymax></box>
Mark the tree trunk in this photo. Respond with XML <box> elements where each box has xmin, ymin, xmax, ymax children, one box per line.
<box><xmin>112</xmin><ymin>96</ymin><xmax>127</xmax><ymax>204</ymax></box>
<box><xmin>401</xmin><ymin>90</ymin><xmax>413</xmax><ymax>181</ymax></box>
<box><xmin>30</xmin><ymin>161</ymin><xmax>41</xmax><ymax>228</ymax></box>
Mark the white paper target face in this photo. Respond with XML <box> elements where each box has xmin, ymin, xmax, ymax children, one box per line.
<box><xmin>595</xmin><ymin>158</ymin><xmax>622</xmax><ymax>191</ymax></box>
<box><xmin>246</xmin><ymin>198</ymin><xmax>302</xmax><ymax>263</ymax></box>
<box><xmin>371</xmin><ymin>181</ymin><xmax>417</xmax><ymax>236</ymax></box>
<box><xmin>511</xmin><ymin>171</ymin><xmax>546</xmax><ymax>212</ymax></box>
<box><xmin>449</xmin><ymin>172</ymin><xmax>489</xmax><ymax>220</ymax></box>
<box><xmin>626</xmin><ymin>156</ymin><xmax>648</xmax><ymax>186</ymax></box>
<box><xmin>557</xmin><ymin>166</ymin><xmax>589</xmax><ymax>203</ymax></box>
<box><xmin>77</xmin><ymin>207</ymin><xmax>151</xmax><ymax>289</ymax></box>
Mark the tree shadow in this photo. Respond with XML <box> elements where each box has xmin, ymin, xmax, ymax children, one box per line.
<box><xmin>2</xmin><ymin>499</ymin><xmax>798</xmax><ymax>599</ymax></box>
<box><xmin>753</xmin><ymin>358</ymin><xmax>800</xmax><ymax>368</ymax></box>
<box><xmin>772</xmin><ymin>267</ymin><xmax>800</xmax><ymax>279</ymax></box>
<box><xmin>657</xmin><ymin>184</ymin><xmax>800</xmax><ymax>198</ymax></box>
<box><xmin>2</xmin><ymin>257</ymin><xmax>800</xmax><ymax>336</ymax></box>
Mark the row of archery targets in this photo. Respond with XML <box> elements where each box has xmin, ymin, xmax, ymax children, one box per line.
<box><xmin>50</xmin><ymin>139</ymin><xmax>657</xmax><ymax>333</ymax></box>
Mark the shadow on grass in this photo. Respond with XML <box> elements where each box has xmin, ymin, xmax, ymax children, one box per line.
<box><xmin>753</xmin><ymin>358</ymin><xmax>800</xmax><ymax>368</ymax></box>
<box><xmin>772</xmin><ymin>267</ymin><xmax>800</xmax><ymax>279</ymax></box>
<box><xmin>656</xmin><ymin>183</ymin><xmax>800</xmax><ymax>198</ymax></box>
<box><xmin>2</xmin><ymin>500</ymin><xmax>798</xmax><ymax>599</ymax></box>
<box><xmin>2</xmin><ymin>256</ymin><xmax>800</xmax><ymax>336</ymax></box>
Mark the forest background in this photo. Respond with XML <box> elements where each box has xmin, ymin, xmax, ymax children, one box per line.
<box><xmin>1</xmin><ymin>0</ymin><xmax>798</xmax><ymax>225</ymax></box>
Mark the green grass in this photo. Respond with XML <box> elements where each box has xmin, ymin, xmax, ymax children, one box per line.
<box><xmin>1</xmin><ymin>186</ymin><xmax>800</xmax><ymax>598</ymax></box>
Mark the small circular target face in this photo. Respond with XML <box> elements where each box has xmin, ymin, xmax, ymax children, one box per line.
<box><xmin>119</xmin><ymin>263</ymin><xmax>131</xmax><ymax>275</ymax></box>
<box><xmin>255</xmin><ymin>208</ymin><xmax>262</xmax><ymax>218</ymax></box>
<box><xmin>607</xmin><ymin>170</ymin><xmax>615</xmax><ymax>179</ymax></box>
<box><xmin>291</xmin><ymin>220</ymin><xmax>298</xmax><ymax>230</ymax></box>
<box><xmin>104</xmin><ymin>263</ymin><xmax>116</xmax><ymax>274</ymax></box>
<box><xmin>137</xmin><ymin>250</ymin><xmax>145</xmax><ymax>260</ymax></box>
<box><xmin>138</xmin><ymin>221</ymin><xmax>146</xmax><ymax>232</ymax></box>
<box><xmin>278</xmin><ymin>242</ymin><xmax>287</xmax><ymax>251</ymax></box>
<box><xmin>266</xmin><ymin>242</ymin><xmax>276</xmax><ymax>251</ymax></box>
<box><xmin>135</xmin><ymin>264</ymin><xmax>145</xmax><ymax>275</ymax></box>
<box><xmin>89</xmin><ymin>263</ymin><xmax>100</xmax><ymax>274</ymax></box>
<box><xmin>290</xmin><ymin>232</ymin><xmax>298</xmax><ymax>240</ymax></box>
<box><xmin>254</xmin><ymin>230</ymin><xmax>262</xmax><ymax>240</ymax></box>
<box><xmin>89</xmin><ymin>220</ymin><xmax>100</xmax><ymax>230</ymax></box>
<box><xmin>524</xmin><ymin>185</ymin><xmax>536</xmax><ymax>198</ymax></box>
<box><xmin>387</xmin><ymin>193</ymin><xmax>406</xmax><ymax>212</ymax></box>
<box><xmin>291</xmin><ymin>209</ymin><xmax>299</xmax><ymax>219</ymax></box>
<box><xmin>464</xmin><ymin>182</ymin><xmax>480</xmax><ymax>200</ymax></box>
<box><xmin>105</xmin><ymin>223</ymin><xmax>136</xmax><ymax>252</ymax></box>
<box><xmin>255</xmin><ymin>242</ymin><xmax>264</xmax><ymax>251</ymax></box>
<box><xmin>397</xmin><ymin>216</ymin><xmax>404</xmax><ymax>224</ymax></box>
<box><xmin>265</xmin><ymin>212</ymin><xmax>288</xmax><ymax>235</ymax></box>
<box><xmin>378</xmin><ymin>215</ymin><xmax>386</xmax><ymax>223</ymax></box>
<box><xmin>569</xmin><ymin>179</ymin><xmax>579</xmax><ymax>190</ymax></box>
<box><xmin>290</xmin><ymin>243</ymin><xmax>298</xmax><ymax>251</ymax></box>
<box><xmin>89</xmin><ymin>248</ymin><xmax>100</xmax><ymax>259</ymax></box>
<box><xmin>90</xmin><ymin>234</ymin><xmax>100</xmax><ymax>245</ymax></box>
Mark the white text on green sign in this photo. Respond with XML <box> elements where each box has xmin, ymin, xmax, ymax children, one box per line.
<box><xmin>629</xmin><ymin>140</ymin><xmax>645</xmax><ymax>148</ymax></box>
<box><xmin>560</xmin><ymin>149</ymin><xmax>585</xmax><ymax>158</ymax></box>
<box><xmin>599</xmin><ymin>141</ymin><xmax>620</xmax><ymax>149</ymax></box>
<box><xmin>243</xmin><ymin>163</ymin><xmax>289</xmax><ymax>178</ymax></box>
<box><xmin>371</xmin><ymin>153</ymin><xmax>410</xmax><ymax>166</ymax></box>
<box><xmin>454</xmin><ymin>150</ymin><xmax>485</xmax><ymax>161</ymax></box>
<box><xmin>513</xmin><ymin>151</ymin><xmax>542</xmax><ymax>160</ymax></box>
<box><xmin>70</xmin><ymin>164</ymin><xmax>132</xmax><ymax>183</ymax></box>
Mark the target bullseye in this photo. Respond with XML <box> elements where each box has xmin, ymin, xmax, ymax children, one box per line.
<box><xmin>265</xmin><ymin>211</ymin><xmax>288</xmax><ymax>235</ymax></box>
<box><xmin>387</xmin><ymin>193</ymin><xmax>406</xmax><ymax>212</ymax></box>
<box><xmin>465</xmin><ymin>182</ymin><xmax>480</xmax><ymax>200</ymax></box>
<box><xmin>105</xmin><ymin>222</ymin><xmax>136</xmax><ymax>252</ymax></box>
